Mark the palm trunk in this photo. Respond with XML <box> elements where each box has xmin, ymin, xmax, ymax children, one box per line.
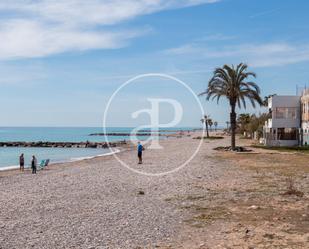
<box><xmin>230</xmin><ymin>104</ymin><xmax>237</xmax><ymax>150</ymax></box>
<box><xmin>205</xmin><ymin>122</ymin><xmax>209</xmax><ymax>138</ymax></box>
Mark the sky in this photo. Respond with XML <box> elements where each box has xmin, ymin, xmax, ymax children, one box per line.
<box><xmin>0</xmin><ymin>0</ymin><xmax>309</xmax><ymax>127</ymax></box>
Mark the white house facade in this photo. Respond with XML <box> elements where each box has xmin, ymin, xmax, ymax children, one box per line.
<box><xmin>263</xmin><ymin>95</ymin><xmax>301</xmax><ymax>146</ymax></box>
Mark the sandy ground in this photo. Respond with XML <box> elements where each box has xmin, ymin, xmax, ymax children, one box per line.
<box><xmin>0</xmin><ymin>133</ymin><xmax>308</xmax><ymax>249</ymax></box>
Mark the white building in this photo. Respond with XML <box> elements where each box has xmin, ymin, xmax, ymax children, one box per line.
<box><xmin>301</xmin><ymin>90</ymin><xmax>309</xmax><ymax>145</ymax></box>
<box><xmin>263</xmin><ymin>95</ymin><xmax>301</xmax><ymax>146</ymax></box>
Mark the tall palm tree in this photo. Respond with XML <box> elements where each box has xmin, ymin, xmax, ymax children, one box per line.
<box><xmin>204</xmin><ymin>115</ymin><xmax>210</xmax><ymax>137</ymax></box>
<box><xmin>201</xmin><ymin>116</ymin><xmax>210</xmax><ymax>137</ymax></box>
<box><xmin>200</xmin><ymin>118</ymin><xmax>205</xmax><ymax>131</ymax></box>
<box><xmin>200</xmin><ymin>63</ymin><xmax>263</xmax><ymax>150</ymax></box>
<box><xmin>226</xmin><ymin>121</ymin><xmax>230</xmax><ymax>130</ymax></box>
<box><xmin>214</xmin><ymin>121</ymin><xmax>218</xmax><ymax>131</ymax></box>
<box><xmin>208</xmin><ymin>118</ymin><xmax>213</xmax><ymax>131</ymax></box>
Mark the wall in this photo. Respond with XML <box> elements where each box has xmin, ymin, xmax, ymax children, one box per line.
<box><xmin>266</xmin><ymin>139</ymin><xmax>299</xmax><ymax>147</ymax></box>
<box><xmin>270</xmin><ymin>96</ymin><xmax>301</xmax><ymax>128</ymax></box>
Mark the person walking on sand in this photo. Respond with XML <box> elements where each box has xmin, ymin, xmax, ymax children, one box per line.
<box><xmin>137</xmin><ymin>142</ymin><xmax>144</xmax><ymax>164</ymax></box>
<box><xmin>31</xmin><ymin>155</ymin><xmax>37</xmax><ymax>174</ymax></box>
<box><xmin>19</xmin><ymin>153</ymin><xmax>25</xmax><ymax>172</ymax></box>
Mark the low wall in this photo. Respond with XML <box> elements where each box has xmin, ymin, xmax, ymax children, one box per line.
<box><xmin>265</xmin><ymin>139</ymin><xmax>299</xmax><ymax>147</ymax></box>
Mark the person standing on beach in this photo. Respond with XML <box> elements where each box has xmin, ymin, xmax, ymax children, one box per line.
<box><xmin>31</xmin><ymin>155</ymin><xmax>37</xmax><ymax>174</ymax></box>
<box><xmin>19</xmin><ymin>153</ymin><xmax>24</xmax><ymax>172</ymax></box>
<box><xmin>137</xmin><ymin>142</ymin><xmax>144</xmax><ymax>164</ymax></box>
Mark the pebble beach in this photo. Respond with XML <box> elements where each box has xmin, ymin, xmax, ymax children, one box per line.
<box><xmin>1</xmin><ymin>133</ymin><xmax>308</xmax><ymax>249</ymax></box>
<box><xmin>0</xmin><ymin>132</ymin><xmax>225</xmax><ymax>248</ymax></box>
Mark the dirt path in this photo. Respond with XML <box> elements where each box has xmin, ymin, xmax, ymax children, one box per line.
<box><xmin>162</xmin><ymin>139</ymin><xmax>309</xmax><ymax>249</ymax></box>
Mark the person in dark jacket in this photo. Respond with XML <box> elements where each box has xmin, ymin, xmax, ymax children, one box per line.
<box><xmin>137</xmin><ymin>142</ymin><xmax>144</xmax><ymax>164</ymax></box>
<box><xmin>31</xmin><ymin>155</ymin><xmax>37</xmax><ymax>174</ymax></box>
<box><xmin>19</xmin><ymin>153</ymin><xmax>24</xmax><ymax>172</ymax></box>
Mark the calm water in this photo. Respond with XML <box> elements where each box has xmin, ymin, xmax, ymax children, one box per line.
<box><xmin>0</xmin><ymin>127</ymin><xmax>194</xmax><ymax>169</ymax></box>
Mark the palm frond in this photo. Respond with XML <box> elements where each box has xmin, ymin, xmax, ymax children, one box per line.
<box><xmin>200</xmin><ymin>62</ymin><xmax>262</xmax><ymax>110</ymax></box>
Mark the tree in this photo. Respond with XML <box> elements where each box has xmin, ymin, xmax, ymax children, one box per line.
<box><xmin>200</xmin><ymin>63</ymin><xmax>263</xmax><ymax>150</ymax></box>
<box><xmin>208</xmin><ymin>118</ymin><xmax>213</xmax><ymax>131</ymax></box>
<box><xmin>226</xmin><ymin>121</ymin><xmax>230</xmax><ymax>131</ymax></box>
<box><xmin>201</xmin><ymin>115</ymin><xmax>210</xmax><ymax>138</ymax></box>
<box><xmin>214</xmin><ymin>121</ymin><xmax>218</xmax><ymax>131</ymax></box>
<box><xmin>263</xmin><ymin>94</ymin><xmax>277</xmax><ymax>107</ymax></box>
<box><xmin>237</xmin><ymin>113</ymin><xmax>251</xmax><ymax>134</ymax></box>
<box><xmin>246</xmin><ymin>113</ymin><xmax>269</xmax><ymax>139</ymax></box>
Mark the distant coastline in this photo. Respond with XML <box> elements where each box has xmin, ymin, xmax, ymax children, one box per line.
<box><xmin>0</xmin><ymin>127</ymin><xmax>197</xmax><ymax>169</ymax></box>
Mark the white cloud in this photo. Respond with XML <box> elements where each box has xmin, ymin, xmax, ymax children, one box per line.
<box><xmin>0</xmin><ymin>0</ymin><xmax>220</xmax><ymax>25</ymax></box>
<box><xmin>196</xmin><ymin>33</ymin><xmax>236</xmax><ymax>42</ymax></box>
<box><xmin>0</xmin><ymin>0</ymin><xmax>220</xmax><ymax>60</ymax></box>
<box><xmin>165</xmin><ymin>44</ymin><xmax>197</xmax><ymax>55</ymax></box>
<box><xmin>249</xmin><ymin>8</ymin><xmax>281</xmax><ymax>19</ymax></box>
<box><xmin>0</xmin><ymin>19</ymin><xmax>146</xmax><ymax>59</ymax></box>
<box><xmin>165</xmin><ymin>41</ymin><xmax>309</xmax><ymax>67</ymax></box>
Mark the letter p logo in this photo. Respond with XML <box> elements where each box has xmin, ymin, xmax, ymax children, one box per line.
<box><xmin>131</xmin><ymin>98</ymin><xmax>183</xmax><ymax>149</ymax></box>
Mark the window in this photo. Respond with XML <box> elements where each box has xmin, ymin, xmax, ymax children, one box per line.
<box><xmin>275</xmin><ymin>107</ymin><xmax>297</xmax><ymax>119</ymax></box>
<box><xmin>275</xmin><ymin>108</ymin><xmax>285</xmax><ymax>118</ymax></box>
<box><xmin>303</xmin><ymin>102</ymin><xmax>309</xmax><ymax>114</ymax></box>
<box><xmin>277</xmin><ymin>128</ymin><xmax>297</xmax><ymax>140</ymax></box>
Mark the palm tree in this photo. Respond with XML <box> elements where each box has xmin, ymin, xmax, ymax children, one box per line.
<box><xmin>200</xmin><ymin>63</ymin><xmax>262</xmax><ymax>150</ymax></box>
<box><xmin>237</xmin><ymin>113</ymin><xmax>251</xmax><ymax>135</ymax></box>
<box><xmin>226</xmin><ymin>121</ymin><xmax>230</xmax><ymax>131</ymax></box>
<box><xmin>214</xmin><ymin>121</ymin><xmax>218</xmax><ymax>131</ymax></box>
<box><xmin>201</xmin><ymin>116</ymin><xmax>210</xmax><ymax>137</ymax></box>
<box><xmin>200</xmin><ymin>118</ymin><xmax>205</xmax><ymax>131</ymax></box>
<box><xmin>263</xmin><ymin>94</ymin><xmax>276</xmax><ymax>107</ymax></box>
<box><xmin>208</xmin><ymin>118</ymin><xmax>213</xmax><ymax>131</ymax></box>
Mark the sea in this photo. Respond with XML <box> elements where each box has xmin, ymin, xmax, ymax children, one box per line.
<box><xmin>0</xmin><ymin>127</ymin><xmax>195</xmax><ymax>170</ymax></box>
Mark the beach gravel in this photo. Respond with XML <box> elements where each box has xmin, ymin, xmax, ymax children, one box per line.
<box><xmin>0</xmin><ymin>134</ymin><xmax>231</xmax><ymax>249</ymax></box>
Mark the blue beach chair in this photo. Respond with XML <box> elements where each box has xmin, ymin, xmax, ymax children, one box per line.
<box><xmin>39</xmin><ymin>159</ymin><xmax>50</xmax><ymax>170</ymax></box>
<box><xmin>39</xmin><ymin>160</ymin><xmax>45</xmax><ymax>170</ymax></box>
